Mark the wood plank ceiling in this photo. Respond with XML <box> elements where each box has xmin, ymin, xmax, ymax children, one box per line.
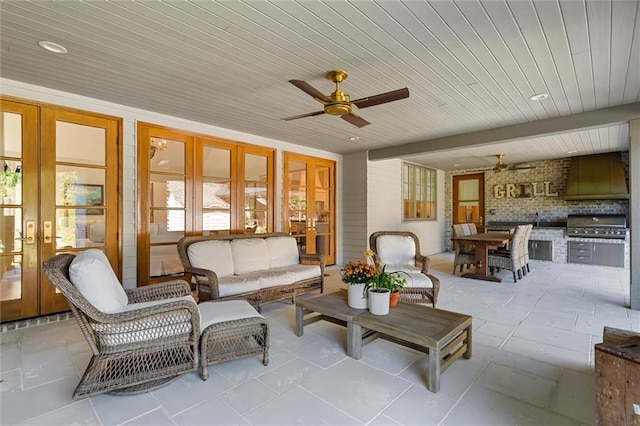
<box><xmin>1</xmin><ymin>0</ymin><xmax>638</xmax><ymax>170</ymax></box>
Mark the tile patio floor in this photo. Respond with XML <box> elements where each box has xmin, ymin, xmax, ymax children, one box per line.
<box><xmin>1</xmin><ymin>253</ymin><xmax>638</xmax><ymax>425</ymax></box>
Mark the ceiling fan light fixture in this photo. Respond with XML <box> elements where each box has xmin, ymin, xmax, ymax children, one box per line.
<box><xmin>529</xmin><ymin>93</ymin><xmax>549</xmax><ymax>101</ymax></box>
<box><xmin>324</xmin><ymin>103</ymin><xmax>351</xmax><ymax>116</ymax></box>
<box><xmin>38</xmin><ymin>40</ymin><xmax>68</xmax><ymax>54</ymax></box>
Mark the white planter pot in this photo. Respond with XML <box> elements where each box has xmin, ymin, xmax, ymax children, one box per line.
<box><xmin>368</xmin><ymin>289</ymin><xmax>390</xmax><ymax>315</ymax></box>
<box><xmin>347</xmin><ymin>283</ymin><xmax>367</xmax><ymax>309</ymax></box>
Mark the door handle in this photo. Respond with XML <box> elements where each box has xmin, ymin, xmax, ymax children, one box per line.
<box><xmin>20</xmin><ymin>221</ymin><xmax>36</xmax><ymax>244</ymax></box>
<box><xmin>43</xmin><ymin>220</ymin><xmax>53</xmax><ymax>244</ymax></box>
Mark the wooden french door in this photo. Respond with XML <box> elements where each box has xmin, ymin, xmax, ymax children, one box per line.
<box><xmin>0</xmin><ymin>99</ymin><xmax>120</xmax><ymax>322</ymax></box>
<box><xmin>283</xmin><ymin>152</ymin><xmax>335</xmax><ymax>265</ymax></box>
<box><xmin>452</xmin><ymin>173</ymin><xmax>485</xmax><ymax>232</ymax></box>
<box><xmin>137</xmin><ymin>122</ymin><xmax>275</xmax><ymax>284</ymax></box>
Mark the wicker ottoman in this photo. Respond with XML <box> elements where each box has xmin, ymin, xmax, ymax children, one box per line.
<box><xmin>198</xmin><ymin>300</ymin><xmax>269</xmax><ymax>380</ymax></box>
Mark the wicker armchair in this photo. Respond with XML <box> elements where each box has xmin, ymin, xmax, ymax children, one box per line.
<box><xmin>369</xmin><ymin>231</ymin><xmax>440</xmax><ymax>307</ymax></box>
<box><xmin>487</xmin><ymin>225</ymin><xmax>529</xmax><ymax>282</ymax></box>
<box><xmin>451</xmin><ymin>223</ymin><xmax>477</xmax><ymax>274</ymax></box>
<box><xmin>42</xmin><ymin>253</ymin><xmax>200</xmax><ymax>400</ymax></box>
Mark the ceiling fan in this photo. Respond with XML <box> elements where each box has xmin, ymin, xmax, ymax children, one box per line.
<box><xmin>282</xmin><ymin>70</ymin><xmax>409</xmax><ymax>128</ymax></box>
<box><xmin>492</xmin><ymin>154</ymin><xmax>537</xmax><ymax>172</ymax></box>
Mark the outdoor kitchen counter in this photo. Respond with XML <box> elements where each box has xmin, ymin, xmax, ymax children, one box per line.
<box><xmin>486</xmin><ymin>221</ymin><xmax>567</xmax><ymax>229</ymax></box>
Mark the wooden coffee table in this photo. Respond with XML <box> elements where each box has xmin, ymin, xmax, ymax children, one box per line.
<box><xmin>295</xmin><ymin>290</ymin><xmax>472</xmax><ymax>393</ymax></box>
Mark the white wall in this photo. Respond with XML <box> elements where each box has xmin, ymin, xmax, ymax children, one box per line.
<box><xmin>1</xmin><ymin>78</ymin><xmax>343</xmax><ymax>287</ymax></box>
<box><xmin>367</xmin><ymin>158</ymin><xmax>446</xmax><ymax>256</ymax></box>
<box><xmin>342</xmin><ymin>151</ymin><xmax>369</xmax><ymax>261</ymax></box>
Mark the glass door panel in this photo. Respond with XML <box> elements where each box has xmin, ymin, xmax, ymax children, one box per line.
<box><xmin>284</xmin><ymin>153</ymin><xmax>335</xmax><ymax>264</ymax></box>
<box><xmin>202</xmin><ymin>145</ymin><xmax>232</xmax><ymax>235</ymax></box>
<box><xmin>1</xmin><ymin>103</ymin><xmax>38</xmax><ymax>320</ymax></box>
<box><xmin>148</xmin><ymin>138</ymin><xmax>186</xmax><ymax>279</ymax></box>
<box><xmin>244</xmin><ymin>153</ymin><xmax>268</xmax><ymax>233</ymax></box>
<box><xmin>453</xmin><ymin>173</ymin><xmax>485</xmax><ymax>232</ymax></box>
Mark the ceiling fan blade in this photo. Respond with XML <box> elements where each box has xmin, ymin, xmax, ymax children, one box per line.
<box><xmin>281</xmin><ymin>110</ymin><xmax>325</xmax><ymax>121</ymax></box>
<box><xmin>352</xmin><ymin>88</ymin><xmax>409</xmax><ymax>109</ymax></box>
<box><xmin>289</xmin><ymin>80</ymin><xmax>330</xmax><ymax>103</ymax></box>
<box><xmin>341</xmin><ymin>113</ymin><xmax>370</xmax><ymax>128</ymax></box>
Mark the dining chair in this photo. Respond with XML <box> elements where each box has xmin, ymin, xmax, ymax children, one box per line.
<box><xmin>487</xmin><ymin>225</ymin><xmax>528</xmax><ymax>283</ymax></box>
<box><xmin>451</xmin><ymin>223</ymin><xmax>477</xmax><ymax>274</ymax></box>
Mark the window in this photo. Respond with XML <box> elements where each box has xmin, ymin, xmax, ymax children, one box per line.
<box><xmin>403</xmin><ymin>163</ymin><xmax>436</xmax><ymax>220</ymax></box>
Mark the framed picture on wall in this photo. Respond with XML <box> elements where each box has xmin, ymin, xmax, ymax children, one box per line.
<box><xmin>72</xmin><ymin>184</ymin><xmax>104</xmax><ymax>215</ymax></box>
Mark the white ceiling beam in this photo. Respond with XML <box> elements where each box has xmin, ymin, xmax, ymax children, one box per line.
<box><xmin>368</xmin><ymin>102</ymin><xmax>640</xmax><ymax>160</ymax></box>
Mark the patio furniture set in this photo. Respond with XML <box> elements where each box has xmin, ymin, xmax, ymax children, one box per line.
<box><xmin>42</xmin><ymin>231</ymin><xmax>468</xmax><ymax>399</ymax></box>
<box><xmin>452</xmin><ymin>223</ymin><xmax>533</xmax><ymax>282</ymax></box>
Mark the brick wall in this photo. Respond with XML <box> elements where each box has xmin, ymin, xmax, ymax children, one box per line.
<box><xmin>445</xmin><ymin>154</ymin><xmax>629</xmax><ymax>252</ymax></box>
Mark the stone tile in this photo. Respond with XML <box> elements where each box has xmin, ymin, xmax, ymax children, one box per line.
<box><xmin>0</xmin><ymin>377</ymin><xmax>79</xmax><ymax>425</ymax></box>
<box><xmin>441</xmin><ymin>385</ymin><xmax>579</xmax><ymax>425</ymax></box>
<box><xmin>383</xmin><ymin>385</ymin><xmax>455</xmax><ymax>425</ymax></box>
<box><xmin>211</xmin><ymin>346</ymin><xmax>295</xmax><ymax>386</ymax></box>
<box><xmin>174</xmin><ymin>396</ymin><xmax>249</xmax><ymax>425</ymax></box>
<box><xmin>513</xmin><ymin>322</ymin><xmax>592</xmax><ymax>353</ymax></box>
<box><xmin>295</xmin><ymin>335</ymin><xmax>348</xmax><ymax>368</ymax></box>
<box><xmin>152</xmin><ymin>371</ymin><xmax>234</xmax><ymax>415</ymax></box>
<box><xmin>244</xmin><ymin>386</ymin><xmax>358</xmax><ymax>425</ymax></box>
<box><xmin>92</xmin><ymin>392</ymin><xmax>161</xmax><ymax>425</ymax></box>
<box><xmin>550</xmin><ymin>369</ymin><xmax>597</xmax><ymax>425</ymax></box>
<box><xmin>220</xmin><ymin>379</ymin><xmax>277</xmax><ymax>414</ymax></box>
<box><xmin>360</xmin><ymin>338</ymin><xmax>424</xmax><ymax>375</ymax></box>
<box><xmin>502</xmin><ymin>336</ymin><xmax>590</xmax><ymax>372</ymax></box>
<box><xmin>22</xmin><ymin>400</ymin><xmax>100</xmax><ymax>425</ymax></box>
<box><xmin>257</xmin><ymin>357</ymin><xmax>322</xmax><ymax>394</ymax></box>
<box><xmin>476</xmin><ymin>362</ymin><xmax>557</xmax><ymax>408</ymax></box>
<box><xmin>121</xmin><ymin>408</ymin><xmax>175</xmax><ymax>425</ymax></box>
<box><xmin>302</xmin><ymin>358</ymin><xmax>411</xmax><ymax>423</ymax></box>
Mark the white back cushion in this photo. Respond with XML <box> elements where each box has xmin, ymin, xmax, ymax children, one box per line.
<box><xmin>231</xmin><ymin>238</ymin><xmax>269</xmax><ymax>274</ymax></box>
<box><xmin>376</xmin><ymin>235</ymin><xmax>416</xmax><ymax>265</ymax></box>
<box><xmin>266</xmin><ymin>236</ymin><xmax>299</xmax><ymax>268</ymax></box>
<box><xmin>69</xmin><ymin>250</ymin><xmax>128</xmax><ymax>313</ymax></box>
<box><xmin>187</xmin><ymin>240</ymin><xmax>234</xmax><ymax>277</ymax></box>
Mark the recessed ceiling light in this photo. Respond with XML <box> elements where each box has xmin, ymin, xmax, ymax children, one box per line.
<box><xmin>453</xmin><ymin>163</ymin><xmax>461</xmax><ymax>167</ymax></box>
<box><xmin>348</xmin><ymin>136</ymin><xmax>360</xmax><ymax>141</ymax></box>
<box><xmin>567</xmin><ymin>150</ymin><xmax>577</xmax><ymax>154</ymax></box>
<box><xmin>528</xmin><ymin>93</ymin><xmax>549</xmax><ymax>101</ymax></box>
<box><xmin>38</xmin><ymin>41</ymin><xmax>68</xmax><ymax>54</ymax></box>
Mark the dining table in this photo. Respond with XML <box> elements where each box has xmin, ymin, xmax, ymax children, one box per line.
<box><xmin>453</xmin><ymin>232</ymin><xmax>513</xmax><ymax>282</ymax></box>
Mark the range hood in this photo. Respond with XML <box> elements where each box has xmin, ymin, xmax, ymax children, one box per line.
<box><xmin>563</xmin><ymin>152</ymin><xmax>629</xmax><ymax>200</ymax></box>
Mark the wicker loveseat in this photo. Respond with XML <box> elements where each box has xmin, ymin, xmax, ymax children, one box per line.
<box><xmin>178</xmin><ymin>233</ymin><xmax>325</xmax><ymax>309</ymax></box>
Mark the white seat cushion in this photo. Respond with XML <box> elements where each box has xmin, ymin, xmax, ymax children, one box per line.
<box><xmin>383</xmin><ymin>264</ymin><xmax>421</xmax><ymax>274</ymax></box>
<box><xmin>241</xmin><ymin>270</ymin><xmax>294</xmax><ymax>289</ymax></box>
<box><xmin>188</xmin><ymin>240</ymin><xmax>234</xmax><ymax>277</ymax></box>
<box><xmin>376</xmin><ymin>235</ymin><xmax>416</xmax><ymax>265</ymax></box>
<box><xmin>266</xmin><ymin>236</ymin><xmax>300</xmax><ymax>268</ymax></box>
<box><xmin>216</xmin><ymin>275</ymin><xmax>261</xmax><ymax>298</ymax></box>
<box><xmin>231</xmin><ymin>239</ymin><xmax>270</xmax><ymax>275</ymax></box>
<box><xmin>403</xmin><ymin>272</ymin><xmax>433</xmax><ymax>288</ymax></box>
<box><xmin>199</xmin><ymin>300</ymin><xmax>264</xmax><ymax>330</ymax></box>
<box><xmin>69</xmin><ymin>249</ymin><xmax>128</xmax><ymax>313</ymax></box>
<box><xmin>277</xmin><ymin>264</ymin><xmax>321</xmax><ymax>282</ymax></box>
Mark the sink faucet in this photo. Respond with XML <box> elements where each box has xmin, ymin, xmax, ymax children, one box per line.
<box><xmin>535</xmin><ymin>212</ymin><xmax>540</xmax><ymax>227</ymax></box>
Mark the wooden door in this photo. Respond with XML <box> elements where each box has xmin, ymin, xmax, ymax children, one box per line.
<box><xmin>137</xmin><ymin>122</ymin><xmax>276</xmax><ymax>284</ymax></box>
<box><xmin>452</xmin><ymin>173</ymin><xmax>485</xmax><ymax>232</ymax></box>
<box><xmin>284</xmin><ymin>152</ymin><xmax>335</xmax><ymax>264</ymax></box>
<box><xmin>1</xmin><ymin>99</ymin><xmax>121</xmax><ymax>321</ymax></box>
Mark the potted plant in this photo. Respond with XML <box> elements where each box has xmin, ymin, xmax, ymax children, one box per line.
<box><xmin>363</xmin><ymin>250</ymin><xmax>407</xmax><ymax>314</ymax></box>
<box><xmin>0</xmin><ymin>170</ymin><xmax>20</xmax><ymax>203</ymax></box>
<box><xmin>340</xmin><ymin>259</ymin><xmax>376</xmax><ymax>309</ymax></box>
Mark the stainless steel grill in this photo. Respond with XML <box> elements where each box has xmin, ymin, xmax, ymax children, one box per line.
<box><xmin>566</xmin><ymin>214</ymin><xmax>627</xmax><ymax>239</ymax></box>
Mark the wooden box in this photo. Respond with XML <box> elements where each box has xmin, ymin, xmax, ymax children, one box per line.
<box><xmin>595</xmin><ymin>330</ymin><xmax>640</xmax><ymax>425</ymax></box>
